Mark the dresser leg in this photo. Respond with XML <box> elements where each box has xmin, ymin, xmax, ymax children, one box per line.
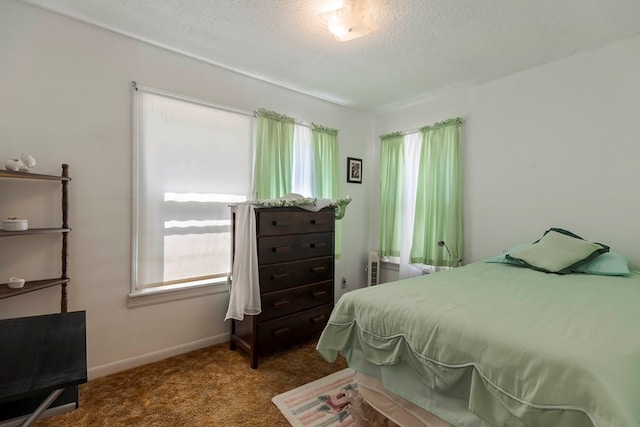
<box><xmin>230</xmin><ymin>320</ymin><xmax>237</xmax><ymax>350</ymax></box>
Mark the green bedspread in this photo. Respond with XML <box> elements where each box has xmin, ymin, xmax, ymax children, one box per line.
<box><xmin>316</xmin><ymin>263</ymin><xmax>640</xmax><ymax>427</ymax></box>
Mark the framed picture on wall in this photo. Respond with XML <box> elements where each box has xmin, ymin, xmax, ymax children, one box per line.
<box><xmin>347</xmin><ymin>157</ymin><xmax>362</xmax><ymax>183</ymax></box>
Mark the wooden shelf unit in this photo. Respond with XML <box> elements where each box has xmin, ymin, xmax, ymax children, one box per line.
<box><xmin>0</xmin><ymin>164</ymin><xmax>71</xmax><ymax>313</ymax></box>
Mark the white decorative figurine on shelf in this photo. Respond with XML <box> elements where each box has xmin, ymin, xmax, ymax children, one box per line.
<box><xmin>4</xmin><ymin>154</ymin><xmax>36</xmax><ymax>172</ymax></box>
<box><xmin>4</xmin><ymin>158</ymin><xmax>23</xmax><ymax>171</ymax></box>
<box><xmin>20</xmin><ymin>153</ymin><xmax>37</xmax><ymax>172</ymax></box>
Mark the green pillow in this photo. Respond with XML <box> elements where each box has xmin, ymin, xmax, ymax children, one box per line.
<box><xmin>574</xmin><ymin>252</ymin><xmax>630</xmax><ymax>276</ymax></box>
<box><xmin>506</xmin><ymin>228</ymin><xmax>609</xmax><ymax>274</ymax></box>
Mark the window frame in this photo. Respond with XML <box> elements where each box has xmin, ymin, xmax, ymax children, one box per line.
<box><xmin>129</xmin><ymin>82</ymin><xmax>254</xmax><ymax>307</ymax></box>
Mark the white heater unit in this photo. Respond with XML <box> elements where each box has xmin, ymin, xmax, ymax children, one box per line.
<box><xmin>367</xmin><ymin>251</ymin><xmax>380</xmax><ymax>287</ymax></box>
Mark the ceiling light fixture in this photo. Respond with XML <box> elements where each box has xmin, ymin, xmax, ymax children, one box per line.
<box><xmin>318</xmin><ymin>0</ymin><xmax>374</xmax><ymax>42</ymax></box>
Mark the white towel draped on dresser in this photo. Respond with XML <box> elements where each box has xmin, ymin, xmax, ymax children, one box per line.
<box><xmin>224</xmin><ymin>204</ymin><xmax>261</xmax><ymax>321</ymax></box>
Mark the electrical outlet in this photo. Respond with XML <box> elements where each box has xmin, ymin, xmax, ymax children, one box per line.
<box><xmin>341</xmin><ymin>277</ymin><xmax>347</xmax><ymax>289</ymax></box>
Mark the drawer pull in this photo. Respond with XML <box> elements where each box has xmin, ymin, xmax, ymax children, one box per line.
<box><xmin>310</xmin><ymin>219</ymin><xmax>327</xmax><ymax>225</ymax></box>
<box><xmin>310</xmin><ymin>315</ymin><xmax>327</xmax><ymax>324</ymax></box>
<box><xmin>272</xmin><ymin>299</ymin><xmax>290</xmax><ymax>309</ymax></box>
<box><xmin>272</xmin><ymin>327</ymin><xmax>290</xmax><ymax>336</ymax></box>
<box><xmin>272</xmin><ymin>245</ymin><xmax>290</xmax><ymax>253</ymax></box>
<box><xmin>271</xmin><ymin>220</ymin><xmax>291</xmax><ymax>226</ymax></box>
<box><xmin>312</xmin><ymin>290</ymin><xmax>327</xmax><ymax>298</ymax></box>
<box><xmin>310</xmin><ymin>266</ymin><xmax>327</xmax><ymax>273</ymax></box>
<box><xmin>271</xmin><ymin>273</ymin><xmax>289</xmax><ymax>280</ymax></box>
<box><xmin>310</xmin><ymin>242</ymin><xmax>327</xmax><ymax>249</ymax></box>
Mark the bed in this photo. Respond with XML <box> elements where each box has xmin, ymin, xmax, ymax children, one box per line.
<box><xmin>316</xmin><ymin>229</ymin><xmax>640</xmax><ymax>427</ymax></box>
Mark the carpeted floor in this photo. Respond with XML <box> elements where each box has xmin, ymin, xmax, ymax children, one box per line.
<box><xmin>35</xmin><ymin>337</ymin><xmax>347</xmax><ymax>427</ymax></box>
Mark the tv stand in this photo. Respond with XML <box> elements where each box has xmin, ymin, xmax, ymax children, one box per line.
<box><xmin>0</xmin><ymin>311</ymin><xmax>87</xmax><ymax>426</ymax></box>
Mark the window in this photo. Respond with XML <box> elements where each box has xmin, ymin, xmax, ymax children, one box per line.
<box><xmin>252</xmin><ymin>109</ymin><xmax>344</xmax><ymax>257</ymax></box>
<box><xmin>379</xmin><ymin>118</ymin><xmax>463</xmax><ymax>279</ymax></box>
<box><xmin>131</xmin><ymin>84</ymin><xmax>253</xmax><ymax>303</ymax></box>
<box><xmin>291</xmin><ymin>124</ymin><xmax>315</xmax><ymax>196</ymax></box>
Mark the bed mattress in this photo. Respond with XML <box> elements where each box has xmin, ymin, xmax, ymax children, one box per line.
<box><xmin>317</xmin><ymin>262</ymin><xmax>640</xmax><ymax>426</ymax></box>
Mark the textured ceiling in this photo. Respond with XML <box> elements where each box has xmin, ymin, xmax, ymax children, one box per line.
<box><xmin>17</xmin><ymin>0</ymin><xmax>640</xmax><ymax>113</ymax></box>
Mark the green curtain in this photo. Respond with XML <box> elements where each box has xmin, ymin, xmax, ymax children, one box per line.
<box><xmin>410</xmin><ymin>118</ymin><xmax>463</xmax><ymax>266</ymax></box>
<box><xmin>252</xmin><ymin>109</ymin><xmax>295</xmax><ymax>199</ymax></box>
<box><xmin>379</xmin><ymin>132</ymin><xmax>405</xmax><ymax>258</ymax></box>
<box><xmin>312</xmin><ymin>124</ymin><xmax>343</xmax><ymax>259</ymax></box>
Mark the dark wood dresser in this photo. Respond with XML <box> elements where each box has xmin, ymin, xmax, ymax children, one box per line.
<box><xmin>230</xmin><ymin>206</ymin><xmax>335</xmax><ymax>368</ymax></box>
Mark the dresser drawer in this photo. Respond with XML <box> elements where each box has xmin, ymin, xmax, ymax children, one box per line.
<box><xmin>259</xmin><ymin>281</ymin><xmax>333</xmax><ymax>322</ymax></box>
<box><xmin>258</xmin><ymin>304</ymin><xmax>333</xmax><ymax>350</ymax></box>
<box><xmin>257</xmin><ymin>209</ymin><xmax>334</xmax><ymax>236</ymax></box>
<box><xmin>258</xmin><ymin>233</ymin><xmax>333</xmax><ymax>264</ymax></box>
<box><xmin>259</xmin><ymin>256</ymin><xmax>333</xmax><ymax>293</ymax></box>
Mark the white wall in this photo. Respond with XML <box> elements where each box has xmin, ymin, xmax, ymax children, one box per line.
<box><xmin>4</xmin><ymin>0</ymin><xmax>638</xmax><ymax>379</ymax></box>
<box><xmin>375</xmin><ymin>34</ymin><xmax>640</xmax><ymax>271</ymax></box>
<box><xmin>0</xmin><ymin>1</ymin><xmax>373</xmax><ymax>377</ymax></box>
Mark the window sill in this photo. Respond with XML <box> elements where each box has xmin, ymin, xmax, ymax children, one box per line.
<box><xmin>380</xmin><ymin>261</ymin><xmax>399</xmax><ymax>271</ymax></box>
<box><xmin>128</xmin><ymin>280</ymin><xmax>228</xmax><ymax>308</ymax></box>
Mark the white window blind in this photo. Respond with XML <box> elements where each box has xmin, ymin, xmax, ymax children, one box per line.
<box><xmin>132</xmin><ymin>87</ymin><xmax>253</xmax><ymax>294</ymax></box>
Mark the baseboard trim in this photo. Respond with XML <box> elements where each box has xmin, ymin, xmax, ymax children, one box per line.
<box><xmin>88</xmin><ymin>332</ymin><xmax>230</xmax><ymax>380</ymax></box>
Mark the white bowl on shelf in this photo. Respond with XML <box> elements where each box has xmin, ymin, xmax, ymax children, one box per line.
<box><xmin>2</xmin><ymin>219</ymin><xmax>28</xmax><ymax>231</ymax></box>
<box><xmin>7</xmin><ymin>277</ymin><xmax>26</xmax><ymax>289</ymax></box>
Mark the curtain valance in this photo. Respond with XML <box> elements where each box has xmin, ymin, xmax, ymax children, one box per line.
<box><xmin>256</xmin><ymin>108</ymin><xmax>295</xmax><ymax>123</ymax></box>
<box><xmin>380</xmin><ymin>117</ymin><xmax>465</xmax><ymax>140</ymax></box>
<box><xmin>420</xmin><ymin>117</ymin><xmax>464</xmax><ymax>133</ymax></box>
<box><xmin>379</xmin><ymin>131</ymin><xmax>404</xmax><ymax>141</ymax></box>
<box><xmin>312</xmin><ymin>123</ymin><xmax>338</xmax><ymax>136</ymax></box>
